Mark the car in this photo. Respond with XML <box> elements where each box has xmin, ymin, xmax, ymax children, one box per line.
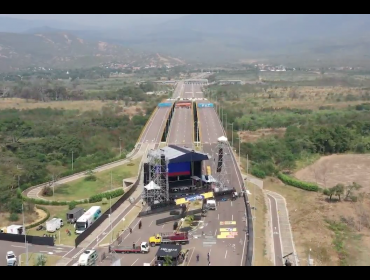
<box><xmin>6</xmin><ymin>251</ymin><xmax>17</xmax><ymax>266</ymax></box>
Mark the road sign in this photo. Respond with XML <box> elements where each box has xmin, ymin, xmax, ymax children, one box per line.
<box><xmin>220</xmin><ymin>221</ymin><xmax>236</xmax><ymax>225</ymax></box>
<box><xmin>220</xmin><ymin>228</ymin><xmax>237</xmax><ymax>232</ymax></box>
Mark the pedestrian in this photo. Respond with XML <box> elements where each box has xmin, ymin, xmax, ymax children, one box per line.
<box><xmin>129</xmin><ymin>227</ymin><xmax>132</xmax><ymax>234</ymax></box>
<box><xmin>207</xmin><ymin>252</ymin><xmax>210</xmax><ymax>261</ymax></box>
<box><xmin>133</xmin><ymin>242</ymin><xmax>135</xmax><ymax>249</ymax></box>
<box><xmin>139</xmin><ymin>221</ymin><xmax>142</xmax><ymax>229</ymax></box>
<box><xmin>208</xmin><ymin>261</ymin><xmax>211</xmax><ymax>266</ymax></box>
<box><xmin>196</xmin><ymin>254</ymin><xmax>199</xmax><ymax>263</ymax></box>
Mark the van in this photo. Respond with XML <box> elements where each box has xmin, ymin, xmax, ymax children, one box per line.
<box><xmin>78</xmin><ymin>250</ymin><xmax>98</xmax><ymax>266</ymax></box>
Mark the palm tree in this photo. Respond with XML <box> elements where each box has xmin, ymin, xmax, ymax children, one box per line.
<box><xmin>164</xmin><ymin>255</ymin><xmax>173</xmax><ymax>266</ymax></box>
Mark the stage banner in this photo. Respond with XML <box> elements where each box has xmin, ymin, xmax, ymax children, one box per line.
<box><xmin>175</xmin><ymin>192</ymin><xmax>214</xmax><ymax>205</ymax></box>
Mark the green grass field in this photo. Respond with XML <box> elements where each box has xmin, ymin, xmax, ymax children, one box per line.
<box><xmin>19</xmin><ymin>253</ymin><xmax>61</xmax><ymax>266</ymax></box>
<box><xmin>47</xmin><ymin>158</ymin><xmax>140</xmax><ymax>202</ymax></box>
<box><xmin>27</xmin><ymin>197</ymin><xmax>121</xmax><ymax>246</ymax></box>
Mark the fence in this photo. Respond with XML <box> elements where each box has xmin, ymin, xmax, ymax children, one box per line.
<box><xmin>155</xmin><ymin>208</ymin><xmax>203</xmax><ymax>225</ymax></box>
<box><xmin>138</xmin><ymin>205</ymin><xmax>183</xmax><ymax>217</ymax></box>
<box><xmin>0</xmin><ymin>233</ymin><xmax>54</xmax><ymax>246</ymax></box>
<box><xmin>243</xmin><ymin>192</ymin><xmax>254</xmax><ymax>266</ymax></box>
<box><xmin>75</xmin><ymin>166</ymin><xmax>142</xmax><ymax>247</ymax></box>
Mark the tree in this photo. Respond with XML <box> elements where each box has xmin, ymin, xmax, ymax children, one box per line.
<box><xmin>0</xmin><ymin>118</ymin><xmax>32</xmax><ymax>143</ymax></box>
<box><xmin>334</xmin><ymin>184</ymin><xmax>345</xmax><ymax>201</ymax></box>
<box><xmin>46</xmin><ymin>165</ymin><xmax>65</xmax><ymax>188</ymax></box>
<box><xmin>344</xmin><ymin>182</ymin><xmax>362</xmax><ymax>201</ymax></box>
<box><xmin>163</xmin><ymin>255</ymin><xmax>173</xmax><ymax>266</ymax></box>
<box><xmin>35</xmin><ymin>254</ymin><xmax>47</xmax><ymax>266</ymax></box>
<box><xmin>323</xmin><ymin>187</ymin><xmax>335</xmax><ymax>201</ymax></box>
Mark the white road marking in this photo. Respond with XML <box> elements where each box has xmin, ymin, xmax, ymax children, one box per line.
<box><xmin>148</xmin><ymin>221</ymin><xmax>154</xmax><ymax>227</ymax></box>
<box><xmin>232</xmin><ymin>214</ymin><xmax>233</xmax><ymax>221</ymax></box>
<box><xmin>218</xmin><ymin>214</ymin><xmax>219</xmax><ymax>220</ymax></box>
<box><xmin>131</xmin><ymin>258</ymin><xmax>139</xmax><ymax>266</ymax></box>
<box><xmin>187</xmin><ymin>247</ymin><xmax>195</xmax><ymax>266</ymax></box>
<box><xmin>12</xmin><ymin>245</ymin><xmax>25</xmax><ymax>249</ymax></box>
<box><xmin>214</xmin><ymin>229</ymin><xmax>217</xmax><ymax>236</ymax></box>
<box><xmin>225</xmin><ymin>250</ymin><xmax>228</xmax><ymax>258</ymax></box>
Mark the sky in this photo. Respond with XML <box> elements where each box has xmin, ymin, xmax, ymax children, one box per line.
<box><xmin>0</xmin><ymin>14</ymin><xmax>187</xmax><ymax>28</ymax></box>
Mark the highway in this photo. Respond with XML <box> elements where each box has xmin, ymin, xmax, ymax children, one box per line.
<box><xmin>173</xmin><ymin>81</ymin><xmax>184</xmax><ymax>98</ymax></box>
<box><xmin>183</xmin><ymin>84</ymin><xmax>194</xmax><ymax>99</ymax></box>
<box><xmin>193</xmin><ymin>84</ymin><xmax>204</xmax><ymax>99</ymax></box>
<box><xmin>167</xmin><ymin>106</ymin><xmax>193</xmax><ymax>146</ymax></box>
<box><xmin>139</xmin><ymin>107</ymin><xmax>172</xmax><ymax>144</ymax></box>
<box><xmin>197</xmin><ymin>101</ymin><xmax>248</xmax><ymax>266</ymax></box>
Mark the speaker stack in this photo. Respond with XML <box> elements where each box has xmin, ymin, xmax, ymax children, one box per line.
<box><xmin>216</xmin><ymin>148</ymin><xmax>223</xmax><ymax>173</ymax></box>
<box><xmin>143</xmin><ymin>163</ymin><xmax>149</xmax><ymax>185</ymax></box>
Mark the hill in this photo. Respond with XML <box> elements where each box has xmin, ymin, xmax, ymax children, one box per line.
<box><xmin>57</xmin><ymin>14</ymin><xmax>370</xmax><ymax>65</ymax></box>
<box><xmin>0</xmin><ymin>32</ymin><xmax>184</xmax><ymax>72</ymax></box>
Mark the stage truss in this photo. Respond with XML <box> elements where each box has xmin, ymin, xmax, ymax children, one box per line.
<box><xmin>142</xmin><ymin>149</ymin><xmax>169</xmax><ymax>205</ymax></box>
<box><xmin>212</xmin><ymin>136</ymin><xmax>232</xmax><ymax>190</ymax></box>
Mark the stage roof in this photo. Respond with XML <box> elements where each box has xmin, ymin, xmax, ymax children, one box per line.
<box><xmin>156</xmin><ymin>244</ymin><xmax>182</xmax><ymax>258</ymax></box>
<box><xmin>148</xmin><ymin>145</ymin><xmax>209</xmax><ymax>163</ymax></box>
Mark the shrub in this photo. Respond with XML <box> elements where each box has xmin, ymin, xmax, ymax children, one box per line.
<box><xmin>69</xmin><ymin>201</ymin><xmax>78</xmax><ymax>210</ymax></box>
<box><xmin>88</xmin><ymin>189</ymin><xmax>124</xmax><ymax>203</ymax></box>
<box><xmin>41</xmin><ymin>186</ymin><xmax>53</xmax><ymax>197</ymax></box>
<box><xmin>84</xmin><ymin>175</ymin><xmax>97</xmax><ymax>182</ymax></box>
<box><xmin>251</xmin><ymin>167</ymin><xmax>266</xmax><ymax>179</ymax></box>
<box><xmin>102</xmin><ymin>198</ymin><xmax>108</xmax><ymax>205</ymax></box>
<box><xmin>25</xmin><ymin>206</ymin><xmax>50</xmax><ymax>229</ymax></box>
<box><xmin>8</xmin><ymin>213</ymin><xmax>19</xmax><ymax>222</ymax></box>
<box><xmin>277</xmin><ymin>173</ymin><xmax>319</xmax><ymax>192</ymax></box>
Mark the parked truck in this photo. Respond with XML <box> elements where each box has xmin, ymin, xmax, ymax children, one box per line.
<box><xmin>6</xmin><ymin>225</ymin><xmax>24</xmax><ymax>235</ymax></box>
<box><xmin>111</xmin><ymin>242</ymin><xmax>150</xmax><ymax>254</ymax></box>
<box><xmin>149</xmin><ymin>232</ymin><xmax>189</xmax><ymax>247</ymax></box>
<box><xmin>46</xmin><ymin>218</ymin><xmax>63</xmax><ymax>233</ymax></box>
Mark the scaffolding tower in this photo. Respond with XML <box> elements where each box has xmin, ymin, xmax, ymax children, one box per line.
<box><xmin>142</xmin><ymin>148</ymin><xmax>170</xmax><ymax>205</ymax></box>
<box><xmin>212</xmin><ymin>136</ymin><xmax>232</xmax><ymax>190</ymax></box>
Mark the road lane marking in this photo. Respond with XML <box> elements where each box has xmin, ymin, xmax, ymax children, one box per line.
<box><xmin>187</xmin><ymin>247</ymin><xmax>195</xmax><ymax>266</ymax></box>
<box><xmin>232</xmin><ymin>214</ymin><xmax>233</xmax><ymax>221</ymax></box>
<box><xmin>131</xmin><ymin>258</ymin><xmax>139</xmax><ymax>266</ymax></box>
<box><xmin>11</xmin><ymin>245</ymin><xmax>25</xmax><ymax>248</ymax></box>
<box><xmin>149</xmin><ymin>221</ymin><xmax>153</xmax><ymax>227</ymax></box>
<box><xmin>268</xmin><ymin>196</ymin><xmax>276</xmax><ymax>266</ymax></box>
<box><xmin>274</xmin><ymin>196</ymin><xmax>284</xmax><ymax>264</ymax></box>
<box><xmin>225</xmin><ymin>250</ymin><xmax>228</xmax><ymax>258</ymax></box>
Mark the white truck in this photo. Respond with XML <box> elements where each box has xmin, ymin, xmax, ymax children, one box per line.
<box><xmin>6</xmin><ymin>251</ymin><xmax>17</xmax><ymax>266</ymax></box>
<box><xmin>78</xmin><ymin>249</ymin><xmax>98</xmax><ymax>266</ymax></box>
<box><xmin>206</xmin><ymin>199</ymin><xmax>216</xmax><ymax>210</ymax></box>
<box><xmin>46</xmin><ymin>218</ymin><xmax>63</xmax><ymax>233</ymax></box>
<box><xmin>6</xmin><ymin>225</ymin><xmax>24</xmax><ymax>235</ymax></box>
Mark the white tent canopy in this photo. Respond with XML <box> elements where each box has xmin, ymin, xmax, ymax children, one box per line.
<box><xmin>144</xmin><ymin>181</ymin><xmax>161</xmax><ymax>191</ymax></box>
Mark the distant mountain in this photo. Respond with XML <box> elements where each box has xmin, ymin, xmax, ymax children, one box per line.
<box><xmin>60</xmin><ymin>14</ymin><xmax>370</xmax><ymax>63</ymax></box>
<box><xmin>0</xmin><ymin>32</ymin><xmax>184</xmax><ymax>72</ymax></box>
<box><xmin>0</xmin><ymin>16</ymin><xmax>92</xmax><ymax>33</ymax></box>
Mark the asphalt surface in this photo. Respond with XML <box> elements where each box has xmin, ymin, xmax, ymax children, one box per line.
<box><xmin>193</xmin><ymin>84</ymin><xmax>204</xmax><ymax>99</ymax></box>
<box><xmin>197</xmin><ymin>102</ymin><xmax>247</xmax><ymax>266</ymax></box>
<box><xmin>167</xmin><ymin>107</ymin><xmax>193</xmax><ymax>146</ymax></box>
<box><xmin>0</xmin><ymin>240</ymin><xmax>72</xmax><ymax>266</ymax></box>
<box><xmin>267</xmin><ymin>194</ymin><xmax>283</xmax><ymax>266</ymax></box>
<box><xmin>139</xmin><ymin>107</ymin><xmax>171</xmax><ymax>143</ymax></box>
<box><xmin>183</xmin><ymin>84</ymin><xmax>194</xmax><ymax>99</ymax></box>
<box><xmin>173</xmin><ymin>81</ymin><xmax>184</xmax><ymax>99</ymax></box>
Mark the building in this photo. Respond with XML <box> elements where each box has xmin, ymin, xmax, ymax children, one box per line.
<box><xmin>218</xmin><ymin>80</ymin><xmax>242</xmax><ymax>85</ymax></box>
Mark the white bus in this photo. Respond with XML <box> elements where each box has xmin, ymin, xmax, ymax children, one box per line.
<box><xmin>75</xmin><ymin>206</ymin><xmax>101</xmax><ymax>234</ymax></box>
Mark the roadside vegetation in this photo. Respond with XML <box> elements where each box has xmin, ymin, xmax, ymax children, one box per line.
<box><xmin>211</xmin><ymin>70</ymin><xmax>370</xmax><ymax>265</ymax></box>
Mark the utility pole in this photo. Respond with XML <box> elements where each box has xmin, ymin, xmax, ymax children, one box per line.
<box><xmin>238</xmin><ymin>134</ymin><xmax>241</xmax><ymax>166</ymax></box>
<box><xmin>110</xmin><ymin>171</ymin><xmax>113</xmax><ymax>243</ymax></box>
<box><xmin>22</xmin><ymin>204</ymin><xmax>28</xmax><ymax>266</ymax></box>
<box><xmin>228</xmin><ymin>123</ymin><xmax>234</xmax><ymax>147</ymax></box>
<box><xmin>119</xmin><ymin>137</ymin><xmax>122</xmax><ymax>157</ymax></box>
<box><xmin>71</xmin><ymin>151</ymin><xmax>74</xmax><ymax>171</ymax></box>
<box><xmin>52</xmin><ymin>174</ymin><xmax>55</xmax><ymax>197</ymax></box>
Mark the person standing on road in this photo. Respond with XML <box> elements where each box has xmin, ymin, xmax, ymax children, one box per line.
<box><xmin>139</xmin><ymin>221</ymin><xmax>142</xmax><ymax>229</ymax></box>
<box><xmin>207</xmin><ymin>252</ymin><xmax>210</xmax><ymax>262</ymax></box>
<box><xmin>129</xmin><ymin>227</ymin><xmax>132</xmax><ymax>234</ymax></box>
<box><xmin>196</xmin><ymin>254</ymin><xmax>199</xmax><ymax>263</ymax></box>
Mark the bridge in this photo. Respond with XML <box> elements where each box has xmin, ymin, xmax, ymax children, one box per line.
<box><xmin>184</xmin><ymin>79</ymin><xmax>208</xmax><ymax>85</ymax></box>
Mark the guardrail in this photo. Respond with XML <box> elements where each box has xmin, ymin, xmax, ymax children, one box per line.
<box><xmin>213</xmin><ymin>106</ymin><xmax>254</xmax><ymax>266</ymax></box>
<box><xmin>74</xmin><ymin>145</ymin><xmax>149</xmax><ymax>247</ymax></box>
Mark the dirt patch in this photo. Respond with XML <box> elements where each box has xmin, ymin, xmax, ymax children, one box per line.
<box><xmin>295</xmin><ymin>154</ymin><xmax>370</xmax><ymax>192</ymax></box>
<box><xmin>239</xmin><ymin>128</ymin><xmax>286</xmax><ymax>143</ymax></box>
<box><xmin>265</xmin><ymin>177</ymin><xmax>370</xmax><ymax>266</ymax></box>
<box><xmin>0</xmin><ymin>207</ymin><xmax>46</xmax><ymax>228</ymax></box>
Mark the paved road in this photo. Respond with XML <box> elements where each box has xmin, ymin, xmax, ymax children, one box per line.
<box><xmin>0</xmin><ymin>240</ymin><xmax>72</xmax><ymax>266</ymax></box>
<box><xmin>183</xmin><ymin>84</ymin><xmax>194</xmax><ymax>99</ymax></box>
<box><xmin>167</xmin><ymin>107</ymin><xmax>193</xmax><ymax>146</ymax></box>
<box><xmin>139</xmin><ymin>107</ymin><xmax>172</xmax><ymax>144</ymax></box>
<box><xmin>25</xmin><ymin>145</ymin><xmax>143</xmax><ymax>200</ymax></box>
<box><xmin>173</xmin><ymin>81</ymin><xmax>184</xmax><ymax>99</ymax></box>
<box><xmin>267</xmin><ymin>194</ymin><xmax>284</xmax><ymax>266</ymax></box>
<box><xmin>193</xmin><ymin>84</ymin><xmax>204</xmax><ymax>99</ymax></box>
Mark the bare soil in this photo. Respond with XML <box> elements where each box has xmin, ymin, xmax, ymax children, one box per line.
<box><xmin>295</xmin><ymin>154</ymin><xmax>370</xmax><ymax>192</ymax></box>
<box><xmin>0</xmin><ymin>208</ymin><xmax>47</xmax><ymax>227</ymax></box>
<box><xmin>239</xmin><ymin>128</ymin><xmax>286</xmax><ymax>143</ymax></box>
